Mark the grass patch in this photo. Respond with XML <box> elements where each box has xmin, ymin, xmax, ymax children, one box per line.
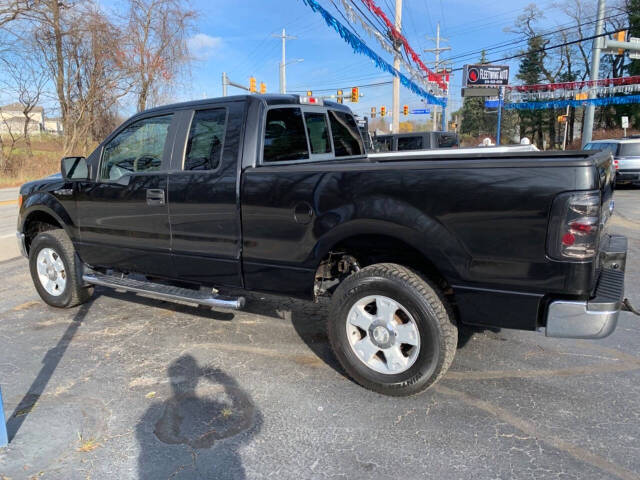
<box><xmin>77</xmin><ymin>433</ymin><xmax>101</xmax><ymax>453</ymax></box>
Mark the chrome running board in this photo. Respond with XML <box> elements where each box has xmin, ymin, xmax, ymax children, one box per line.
<box><xmin>82</xmin><ymin>273</ymin><xmax>245</xmax><ymax>310</ymax></box>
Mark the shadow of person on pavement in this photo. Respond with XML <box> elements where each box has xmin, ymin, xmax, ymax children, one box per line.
<box><xmin>136</xmin><ymin>355</ymin><xmax>261</xmax><ymax>480</ymax></box>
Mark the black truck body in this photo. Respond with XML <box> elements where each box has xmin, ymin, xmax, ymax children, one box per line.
<box><xmin>16</xmin><ymin>94</ymin><xmax>629</xmax><ymax>395</ymax></box>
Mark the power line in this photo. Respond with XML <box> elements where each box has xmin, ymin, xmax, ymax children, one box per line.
<box><xmin>289</xmin><ymin>79</ymin><xmax>393</xmax><ymax>93</ymax></box>
<box><xmin>441</xmin><ymin>11</ymin><xmax>627</xmax><ymax>66</ymax></box>
<box><xmin>450</xmin><ymin>25</ymin><xmax>630</xmax><ymax>73</ymax></box>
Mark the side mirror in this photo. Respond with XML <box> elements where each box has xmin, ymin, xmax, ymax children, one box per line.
<box><xmin>61</xmin><ymin>156</ymin><xmax>88</xmax><ymax>181</ymax></box>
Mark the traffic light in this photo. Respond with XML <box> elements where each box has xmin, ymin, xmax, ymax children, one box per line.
<box><xmin>557</xmin><ymin>114</ymin><xmax>568</xmax><ymax>123</ymax></box>
<box><xmin>380</xmin><ymin>105</ymin><xmax>386</xmax><ymax>117</ymax></box>
<box><xmin>306</xmin><ymin>90</ymin><xmax>312</xmax><ymax>97</ymax></box>
<box><xmin>249</xmin><ymin>77</ymin><xmax>256</xmax><ymax>93</ymax></box>
<box><xmin>616</xmin><ymin>30</ymin><xmax>627</xmax><ymax>55</ymax></box>
<box><xmin>371</xmin><ymin>106</ymin><xmax>376</xmax><ymax>118</ymax></box>
<box><xmin>260</xmin><ymin>82</ymin><xmax>266</xmax><ymax>94</ymax></box>
<box><xmin>337</xmin><ymin>89</ymin><xmax>343</xmax><ymax>104</ymax></box>
<box><xmin>403</xmin><ymin>105</ymin><xmax>409</xmax><ymax>116</ymax></box>
<box><xmin>351</xmin><ymin>87</ymin><xmax>359</xmax><ymax>102</ymax></box>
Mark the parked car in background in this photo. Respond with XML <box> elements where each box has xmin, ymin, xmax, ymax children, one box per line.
<box><xmin>373</xmin><ymin>131</ymin><xmax>459</xmax><ymax>152</ymax></box>
<box><xmin>584</xmin><ymin>138</ymin><xmax>640</xmax><ymax>186</ymax></box>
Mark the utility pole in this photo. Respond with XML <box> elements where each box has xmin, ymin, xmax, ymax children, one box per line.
<box><xmin>582</xmin><ymin>0</ymin><xmax>605</xmax><ymax>147</ymax></box>
<box><xmin>222</xmin><ymin>72</ymin><xmax>228</xmax><ymax>97</ymax></box>
<box><xmin>273</xmin><ymin>28</ymin><xmax>297</xmax><ymax>94</ymax></box>
<box><xmin>391</xmin><ymin>0</ymin><xmax>402</xmax><ymax>133</ymax></box>
<box><xmin>424</xmin><ymin>22</ymin><xmax>451</xmax><ymax>131</ymax></box>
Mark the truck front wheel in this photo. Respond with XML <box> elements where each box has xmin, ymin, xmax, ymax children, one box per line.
<box><xmin>327</xmin><ymin>263</ymin><xmax>457</xmax><ymax>396</ymax></box>
<box><xmin>29</xmin><ymin>229</ymin><xmax>93</xmax><ymax>308</ymax></box>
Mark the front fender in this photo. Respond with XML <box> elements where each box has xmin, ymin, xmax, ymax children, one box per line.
<box><xmin>19</xmin><ymin>191</ymin><xmax>77</xmax><ymax>241</ymax></box>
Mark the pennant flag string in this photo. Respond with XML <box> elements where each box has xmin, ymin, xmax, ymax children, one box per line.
<box><xmin>301</xmin><ymin>0</ymin><xmax>446</xmax><ymax>106</ymax></box>
<box><xmin>339</xmin><ymin>0</ymin><xmax>442</xmax><ymax>93</ymax></box>
<box><xmin>504</xmin><ymin>94</ymin><xmax>640</xmax><ymax>110</ymax></box>
<box><xmin>507</xmin><ymin>75</ymin><xmax>640</xmax><ymax>93</ymax></box>
<box><xmin>360</xmin><ymin>0</ymin><xmax>447</xmax><ymax>90</ymax></box>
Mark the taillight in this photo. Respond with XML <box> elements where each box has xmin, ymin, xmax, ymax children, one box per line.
<box><xmin>613</xmin><ymin>159</ymin><xmax>619</xmax><ymax>170</ymax></box>
<box><xmin>547</xmin><ymin>191</ymin><xmax>601</xmax><ymax>260</ymax></box>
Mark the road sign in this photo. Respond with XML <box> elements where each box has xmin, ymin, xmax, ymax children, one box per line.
<box><xmin>410</xmin><ymin>108</ymin><xmax>431</xmax><ymax>114</ymax></box>
<box><xmin>485</xmin><ymin>98</ymin><xmax>500</xmax><ymax>108</ymax></box>
<box><xmin>464</xmin><ymin>64</ymin><xmax>509</xmax><ymax>87</ymax></box>
<box><xmin>630</xmin><ymin>37</ymin><xmax>640</xmax><ymax>60</ymax></box>
<box><xmin>462</xmin><ymin>87</ymin><xmax>499</xmax><ymax>97</ymax></box>
<box><xmin>622</xmin><ymin>116</ymin><xmax>629</xmax><ymax>129</ymax></box>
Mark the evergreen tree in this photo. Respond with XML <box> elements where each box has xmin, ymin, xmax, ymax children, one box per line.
<box><xmin>516</xmin><ymin>36</ymin><xmax>547</xmax><ymax>147</ymax></box>
<box><xmin>626</xmin><ymin>0</ymin><xmax>640</xmax><ymax>128</ymax></box>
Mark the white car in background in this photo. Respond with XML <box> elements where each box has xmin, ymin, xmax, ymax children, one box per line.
<box><xmin>584</xmin><ymin>138</ymin><xmax>640</xmax><ymax>186</ymax></box>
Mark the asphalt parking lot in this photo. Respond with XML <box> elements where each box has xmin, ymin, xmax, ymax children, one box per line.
<box><xmin>0</xmin><ymin>189</ymin><xmax>639</xmax><ymax>480</ymax></box>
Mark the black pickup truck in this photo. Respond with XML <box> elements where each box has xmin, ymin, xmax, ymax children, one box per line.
<box><xmin>17</xmin><ymin>94</ymin><xmax>629</xmax><ymax>396</ymax></box>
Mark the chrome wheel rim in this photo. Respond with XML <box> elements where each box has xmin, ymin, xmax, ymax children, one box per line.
<box><xmin>36</xmin><ymin>247</ymin><xmax>66</xmax><ymax>297</ymax></box>
<box><xmin>346</xmin><ymin>295</ymin><xmax>421</xmax><ymax>375</ymax></box>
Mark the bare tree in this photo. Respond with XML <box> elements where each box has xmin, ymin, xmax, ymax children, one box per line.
<box><xmin>30</xmin><ymin>1</ymin><xmax>131</xmax><ymax>154</ymax></box>
<box><xmin>1</xmin><ymin>54</ymin><xmax>48</xmax><ymax>157</ymax></box>
<box><xmin>0</xmin><ymin>0</ymin><xmax>38</xmax><ymax>28</ymax></box>
<box><xmin>122</xmin><ymin>0</ymin><xmax>195</xmax><ymax>111</ymax></box>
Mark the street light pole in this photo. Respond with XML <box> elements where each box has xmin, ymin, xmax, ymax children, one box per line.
<box><xmin>274</xmin><ymin>28</ymin><xmax>297</xmax><ymax>94</ymax></box>
<box><xmin>392</xmin><ymin>0</ymin><xmax>402</xmax><ymax>134</ymax></box>
<box><xmin>582</xmin><ymin>0</ymin><xmax>606</xmax><ymax>147</ymax></box>
<box><xmin>424</xmin><ymin>22</ymin><xmax>451</xmax><ymax>131</ymax></box>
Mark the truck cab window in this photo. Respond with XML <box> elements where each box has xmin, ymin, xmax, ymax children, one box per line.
<box><xmin>328</xmin><ymin>110</ymin><xmax>364</xmax><ymax>157</ymax></box>
<box><xmin>304</xmin><ymin>112</ymin><xmax>331</xmax><ymax>154</ymax></box>
<box><xmin>184</xmin><ymin>109</ymin><xmax>227</xmax><ymax>170</ymax></box>
<box><xmin>263</xmin><ymin>108</ymin><xmax>309</xmax><ymax>162</ymax></box>
<box><xmin>100</xmin><ymin>114</ymin><xmax>172</xmax><ymax>181</ymax></box>
<box><xmin>397</xmin><ymin>136</ymin><xmax>423</xmax><ymax>151</ymax></box>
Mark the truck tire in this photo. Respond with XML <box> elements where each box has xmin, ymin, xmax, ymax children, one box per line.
<box><xmin>327</xmin><ymin>263</ymin><xmax>457</xmax><ymax>396</ymax></box>
<box><xmin>29</xmin><ymin>229</ymin><xmax>93</xmax><ymax>308</ymax></box>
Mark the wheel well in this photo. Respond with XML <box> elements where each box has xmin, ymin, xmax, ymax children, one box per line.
<box><xmin>23</xmin><ymin>211</ymin><xmax>63</xmax><ymax>254</ymax></box>
<box><xmin>315</xmin><ymin>234</ymin><xmax>450</xmax><ymax>297</ymax></box>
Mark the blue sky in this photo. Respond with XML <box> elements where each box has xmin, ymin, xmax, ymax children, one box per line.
<box><xmin>181</xmin><ymin>0</ymin><xmax>567</xmax><ymax>123</ymax></box>
<box><xmin>0</xmin><ymin>0</ymin><xmax>580</xmax><ymax>123</ymax></box>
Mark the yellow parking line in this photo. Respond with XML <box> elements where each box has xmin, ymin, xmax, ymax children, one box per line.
<box><xmin>0</xmin><ymin>199</ymin><xmax>17</xmax><ymax>206</ymax></box>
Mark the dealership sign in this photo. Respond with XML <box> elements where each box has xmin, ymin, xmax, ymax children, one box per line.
<box><xmin>464</xmin><ymin>64</ymin><xmax>509</xmax><ymax>87</ymax></box>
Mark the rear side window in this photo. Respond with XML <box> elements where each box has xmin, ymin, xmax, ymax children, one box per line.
<box><xmin>375</xmin><ymin>136</ymin><xmax>392</xmax><ymax>152</ymax></box>
<box><xmin>328</xmin><ymin>110</ymin><xmax>364</xmax><ymax>157</ymax></box>
<box><xmin>619</xmin><ymin>143</ymin><xmax>640</xmax><ymax>156</ymax></box>
<box><xmin>397</xmin><ymin>136</ymin><xmax>423</xmax><ymax>151</ymax></box>
<box><xmin>263</xmin><ymin>108</ymin><xmax>309</xmax><ymax>162</ymax></box>
<box><xmin>184</xmin><ymin>108</ymin><xmax>226</xmax><ymax>170</ymax></box>
<box><xmin>438</xmin><ymin>133</ymin><xmax>458</xmax><ymax>148</ymax></box>
<box><xmin>304</xmin><ymin>112</ymin><xmax>331</xmax><ymax>154</ymax></box>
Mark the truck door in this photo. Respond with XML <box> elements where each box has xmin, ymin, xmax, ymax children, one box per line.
<box><xmin>167</xmin><ymin>101</ymin><xmax>244</xmax><ymax>287</ymax></box>
<box><xmin>75</xmin><ymin>113</ymin><xmax>175</xmax><ymax>277</ymax></box>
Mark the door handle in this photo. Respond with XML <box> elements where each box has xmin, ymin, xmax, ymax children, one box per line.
<box><xmin>146</xmin><ymin>189</ymin><xmax>165</xmax><ymax>206</ymax></box>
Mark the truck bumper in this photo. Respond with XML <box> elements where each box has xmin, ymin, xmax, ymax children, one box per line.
<box><xmin>545</xmin><ymin>235</ymin><xmax>627</xmax><ymax>339</ymax></box>
<box><xmin>616</xmin><ymin>170</ymin><xmax>640</xmax><ymax>184</ymax></box>
<box><xmin>16</xmin><ymin>231</ymin><xmax>27</xmax><ymax>258</ymax></box>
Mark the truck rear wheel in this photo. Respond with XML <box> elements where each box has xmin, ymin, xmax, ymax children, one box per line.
<box><xmin>327</xmin><ymin>263</ymin><xmax>457</xmax><ymax>396</ymax></box>
<box><xmin>29</xmin><ymin>229</ymin><xmax>93</xmax><ymax>308</ymax></box>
